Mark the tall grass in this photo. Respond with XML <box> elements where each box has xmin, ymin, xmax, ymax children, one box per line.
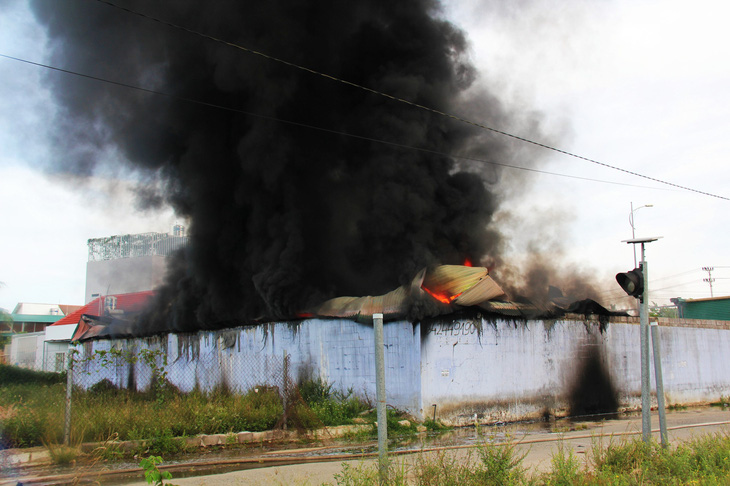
<box><xmin>588</xmin><ymin>432</ymin><xmax>730</xmax><ymax>484</ymax></box>
<box><xmin>331</xmin><ymin>433</ymin><xmax>730</xmax><ymax>485</ymax></box>
<box><xmin>0</xmin><ymin>369</ymin><xmax>370</xmax><ymax>449</ymax></box>
<box><xmin>0</xmin><ymin>383</ymin><xmax>66</xmax><ymax>447</ymax></box>
<box><xmin>0</xmin><ymin>383</ymin><xmax>285</xmax><ymax>447</ymax></box>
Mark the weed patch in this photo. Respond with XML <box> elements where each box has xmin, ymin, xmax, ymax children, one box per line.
<box><xmin>423</xmin><ymin>418</ymin><xmax>450</xmax><ymax>431</ymax></box>
<box><xmin>330</xmin><ymin>433</ymin><xmax>730</xmax><ymax>485</ymax></box>
<box><xmin>46</xmin><ymin>443</ymin><xmax>82</xmax><ymax>465</ymax></box>
<box><xmin>297</xmin><ymin>378</ymin><xmax>370</xmax><ymax>427</ymax></box>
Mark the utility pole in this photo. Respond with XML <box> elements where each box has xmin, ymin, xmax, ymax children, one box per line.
<box><xmin>702</xmin><ymin>266</ymin><xmax>715</xmax><ymax>297</ymax></box>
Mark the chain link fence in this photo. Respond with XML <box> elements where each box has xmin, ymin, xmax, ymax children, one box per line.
<box><xmin>64</xmin><ymin>346</ymin><xmax>297</xmax><ymax>443</ymax></box>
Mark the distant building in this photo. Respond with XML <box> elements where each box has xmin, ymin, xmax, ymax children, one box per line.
<box><xmin>4</xmin><ymin>303</ymin><xmax>63</xmax><ymax>334</ymax></box>
<box><xmin>84</xmin><ymin>228</ymin><xmax>188</xmax><ymax>303</ymax></box>
<box><xmin>6</xmin><ymin>292</ymin><xmax>157</xmax><ymax>372</ymax></box>
<box><xmin>671</xmin><ymin>296</ymin><xmax>730</xmax><ymax>321</ymax></box>
<box><xmin>4</xmin><ymin>303</ymin><xmax>80</xmax><ymax>369</ymax></box>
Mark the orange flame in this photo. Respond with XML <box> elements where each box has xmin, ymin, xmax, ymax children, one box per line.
<box><xmin>422</xmin><ymin>286</ymin><xmax>462</xmax><ymax>304</ymax></box>
<box><xmin>296</xmin><ymin>312</ymin><xmax>314</xmax><ymax>318</ymax></box>
<box><xmin>463</xmin><ymin>258</ymin><xmax>473</xmax><ymax>267</ymax></box>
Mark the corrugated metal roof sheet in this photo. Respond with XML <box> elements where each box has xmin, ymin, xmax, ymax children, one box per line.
<box><xmin>314</xmin><ymin>285</ymin><xmax>410</xmax><ymax>320</ymax></box>
<box><xmin>477</xmin><ymin>300</ymin><xmax>536</xmax><ymax>317</ymax></box>
<box><xmin>311</xmin><ymin>265</ymin><xmax>506</xmax><ymax>320</ymax></box>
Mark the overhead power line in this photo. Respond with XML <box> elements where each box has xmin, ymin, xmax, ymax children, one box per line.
<box><xmin>0</xmin><ymin>52</ymin><xmax>670</xmax><ymax>191</ymax></box>
<box><xmin>88</xmin><ymin>0</ymin><xmax>729</xmax><ymax>201</ymax></box>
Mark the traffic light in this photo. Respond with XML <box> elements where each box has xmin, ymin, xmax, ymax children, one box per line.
<box><xmin>616</xmin><ymin>264</ymin><xmax>644</xmax><ymax>301</ymax></box>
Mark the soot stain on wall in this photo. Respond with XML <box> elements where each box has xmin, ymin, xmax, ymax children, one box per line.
<box><xmin>568</xmin><ymin>343</ymin><xmax>619</xmax><ymax>419</ymax></box>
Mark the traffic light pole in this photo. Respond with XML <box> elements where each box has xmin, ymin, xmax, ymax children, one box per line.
<box><xmin>640</xmin><ymin>244</ymin><xmax>669</xmax><ymax>446</ymax></box>
<box><xmin>639</xmin><ymin>244</ymin><xmax>651</xmax><ymax>443</ymax></box>
<box><xmin>620</xmin><ymin>236</ymin><xmax>665</xmax><ymax>446</ymax></box>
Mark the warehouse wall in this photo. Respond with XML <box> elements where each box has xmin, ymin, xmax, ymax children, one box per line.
<box><xmin>74</xmin><ymin>316</ymin><xmax>730</xmax><ymax>423</ymax></box>
<box><xmin>421</xmin><ymin>317</ymin><xmax>730</xmax><ymax>424</ymax></box>
<box><xmin>75</xmin><ymin>319</ymin><xmax>422</xmax><ymax>414</ymax></box>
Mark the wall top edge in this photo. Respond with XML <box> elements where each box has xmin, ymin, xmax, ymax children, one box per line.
<box><xmin>75</xmin><ymin>314</ymin><xmax>730</xmax><ymax>343</ymax></box>
<box><xmin>562</xmin><ymin>313</ymin><xmax>730</xmax><ymax>330</ymax></box>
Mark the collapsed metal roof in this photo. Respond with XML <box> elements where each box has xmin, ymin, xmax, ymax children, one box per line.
<box><xmin>68</xmin><ymin>265</ymin><xmax>624</xmax><ymax>341</ymax></box>
<box><xmin>311</xmin><ymin>264</ymin><xmax>506</xmax><ymax>321</ymax></box>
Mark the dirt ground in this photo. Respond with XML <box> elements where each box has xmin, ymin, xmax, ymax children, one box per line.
<box><xmin>2</xmin><ymin>408</ymin><xmax>728</xmax><ymax>485</ymax></box>
<box><xmin>117</xmin><ymin>408</ymin><xmax>730</xmax><ymax>486</ymax></box>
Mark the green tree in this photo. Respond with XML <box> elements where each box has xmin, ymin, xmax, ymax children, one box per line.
<box><xmin>649</xmin><ymin>301</ymin><xmax>678</xmax><ymax>318</ymax></box>
<box><xmin>0</xmin><ymin>305</ymin><xmax>11</xmax><ymax>347</ymax></box>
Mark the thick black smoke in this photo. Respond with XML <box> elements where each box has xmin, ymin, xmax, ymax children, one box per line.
<box><xmin>32</xmin><ymin>0</ymin><xmax>540</xmax><ymax>331</ymax></box>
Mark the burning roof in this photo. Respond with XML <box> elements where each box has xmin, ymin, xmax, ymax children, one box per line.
<box><xmin>69</xmin><ymin>266</ymin><xmax>623</xmax><ymax>341</ymax></box>
<box><xmin>312</xmin><ymin>264</ymin><xmax>505</xmax><ymax>321</ymax></box>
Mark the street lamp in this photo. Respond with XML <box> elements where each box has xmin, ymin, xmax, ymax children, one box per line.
<box><xmin>629</xmin><ymin>203</ymin><xmax>653</xmax><ymax>267</ymax></box>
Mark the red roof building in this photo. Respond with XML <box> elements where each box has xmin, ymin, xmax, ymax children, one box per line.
<box><xmin>51</xmin><ymin>291</ymin><xmax>156</xmax><ymax>341</ymax></box>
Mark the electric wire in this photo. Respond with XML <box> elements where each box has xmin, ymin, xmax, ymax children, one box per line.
<box><xmin>89</xmin><ymin>0</ymin><xmax>729</xmax><ymax>201</ymax></box>
<box><xmin>648</xmin><ymin>268</ymin><xmax>702</xmax><ymax>282</ymax></box>
<box><xmin>0</xmin><ymin>52</ymin><xmax>670</xmax><ymax>191</ymax></box>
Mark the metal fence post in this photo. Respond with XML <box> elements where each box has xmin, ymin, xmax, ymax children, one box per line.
<box><xmin>282</xmin><ymin>349</ymin><xmax>288</xmax><ymax>430</ymax></box>
<box><xmin>63</xmin><ymin>351</ymin><xmax>73</xmax><ymax>446</ymax></box>
<box><xmin>373</xmin><ymin>312</ymin><xmax>388</xmax><ymax>483</ymax></box>
<box><xmin>651</xmin><ymin>321</ymin><xmax>668</xmax><ymax>447</ymax></box>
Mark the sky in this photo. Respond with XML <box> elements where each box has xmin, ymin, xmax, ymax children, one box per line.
<box><xmin>1</xmin><ymin>0</ymin><xmax>729</xmax><ymax>313</ymax></box>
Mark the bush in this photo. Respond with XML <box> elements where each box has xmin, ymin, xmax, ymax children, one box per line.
<box><xmin>139</xmin><ymin>428</ymin><xmax>187</xmax><ymax>456</ymax></box>
<box><xmin>88</xmin><ymin>379</ymin><xmax>119</xmax><ymax>395</ymax></box>
<box><xmin>298</xmin><ymin>377</ymin><xmax>333</xmax><ymax>405</ymax></box>
<box><xmin>297</xmin><ymin>378</ymin><xmax>370</xmax><ymax>427</ymax></box>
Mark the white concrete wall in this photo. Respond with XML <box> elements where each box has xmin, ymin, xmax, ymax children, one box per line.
<box><xmin>71</xmin><ymin>316</ymin><xmax>730</xmax><ymax>424</ymax></box>
<box><xmin>73</xmin><ymin>319</ymin><xmax>422</xmax><ymax>414</ymax></box>
<box><xmin>10</xmin><ymin>332</ymin><xmax>45</xmax><ymax>369</ymax></box>
<box><xmin>421</xmin><ymin>317</ymin><xmax>730</xmax><ymax>424</ymax></box>
<box><xmin>605</xmin><ymin>322</ymin><xmax>730</xmax><ymax>406</ymax></box>
<box><xmin>420</xmin><ymin>319</ymin><xmax>604</xmax><ymax>424</ymax></box>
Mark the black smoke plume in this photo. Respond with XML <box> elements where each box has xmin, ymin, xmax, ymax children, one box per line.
<box><xmin>32</xmin><ymin>0</ymin><xmax>549</xmax><ymax>332</ymax></box>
